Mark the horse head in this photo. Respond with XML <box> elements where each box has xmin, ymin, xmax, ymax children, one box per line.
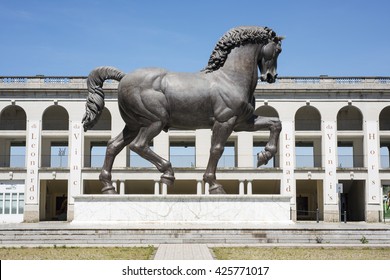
<box><xmin>259</xmin><ymin>36</ymin><xmax>283</xmax><ymax>83</ymax></box>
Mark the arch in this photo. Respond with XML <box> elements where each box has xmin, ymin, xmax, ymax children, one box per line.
<box><xmin>91</xmin><ymin>107</ymin><xmax>111</xmax><ymax>130</ymax></box>
<box><xmin>295</xmin><ymin>105</ymin><xmax>321</xmax><ymax>131</ymax></box>
<box><xmin>0</xmin><ymin>105</ymin><xmax>27</xmax><ymax>130</ymax></box>
<box><xmin>254</xmin><ymin>105</ymin><xmax>279</xmax><ymax>118</ymax></box>
<box><xmin>42</xmin><ymin>105</ymin><xmax>69</xmax><ymax>130</ymax></box>
<box><xmin>379</xmin><ymin>106</ymin><xmax>390</xmax><ymax>130</ymax></box>
<box><xmin>337</xmin><ymin>106</ymin><xmax>363</xmax><ymax>130</ymax></box>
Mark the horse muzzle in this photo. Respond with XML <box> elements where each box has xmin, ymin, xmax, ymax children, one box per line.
<box><xmin>260</xmin><ymin>73</ymin><xmax>277</xmax><ymax>83</ymax></box>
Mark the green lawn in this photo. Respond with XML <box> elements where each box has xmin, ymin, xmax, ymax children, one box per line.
<box><xmin>213</xmin><ymin>247</ymin><xmax>390</xmax><ymax>260</ymax></box>
<box><xmin>0</xmin><ymin>246</ymin><xmax>155</xmax><ymax>260</ymax></box>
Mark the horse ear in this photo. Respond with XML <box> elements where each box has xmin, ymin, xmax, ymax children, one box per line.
<box><xmin>276</xmin><ymin>36</ymin><xmax>285</xmax><ymax>42</ymax></box>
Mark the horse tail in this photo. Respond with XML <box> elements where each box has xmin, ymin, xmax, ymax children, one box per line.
<box><xmin>82</xmin><ymin>66</ymin><xmax>126</xmax><ymax>132</ymax></box>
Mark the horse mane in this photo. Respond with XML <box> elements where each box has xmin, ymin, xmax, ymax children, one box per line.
<box><xmin>202</xmin><ymin>26</ymin><xmax>276</xmax><ymax>73</ymax></box>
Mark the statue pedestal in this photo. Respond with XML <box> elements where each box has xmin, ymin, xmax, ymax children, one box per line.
<box><xmin>72</xmin><ymin>195</ymin><xmax>291</xmax><ymax>225</ymax></box>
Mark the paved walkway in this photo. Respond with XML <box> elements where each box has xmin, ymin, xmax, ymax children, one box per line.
<box><xmin>154</xmin><ymin>244</ymin><xmax>214</xmax><ymax>260</ymax></box>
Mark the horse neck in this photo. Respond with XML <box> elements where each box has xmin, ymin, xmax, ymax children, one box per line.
<box><xmin>218</xmin><ymin>44</ymin><xmax>260</xmax><ymax>92</ymax></box>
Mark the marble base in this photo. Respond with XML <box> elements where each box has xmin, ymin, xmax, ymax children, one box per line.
<box><xmin>72</xmin><ymin>195</ymin><xmax>292</xmax><ymax>224</ymax></box>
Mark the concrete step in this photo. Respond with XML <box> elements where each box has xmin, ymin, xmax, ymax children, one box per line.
<box><xmin>1</xmin><ymin>227</ymin><xmax>389</xmax><ymax>246</ymax></box>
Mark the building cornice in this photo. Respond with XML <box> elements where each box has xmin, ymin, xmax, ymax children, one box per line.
<box><xmin>1</xmin><ymin>76</ymin><xmax>390</xmax><ymax>99</ymax></box>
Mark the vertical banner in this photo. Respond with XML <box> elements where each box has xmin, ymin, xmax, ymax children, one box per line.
<box><xmin>26</xmin><ymin>120</ymin><xmax>40</xmax><ymax>204</ymax></box>
<box><xmin>323</xmin><ymin>121</ymin><xmax>337</xmax><ymax>205</ymax></box>
<box><xmin>366</xmin><ymin>121</ymin><xmax>380</xmax><ymax>204</ymax></box>
<box><xmin>281</xmin><ymin>121</ymin><xmax>295</xmax><ymax>202</ymax></box>
<box><xmin>69</xmin><ymin>121</ymin><xmax>83</xmax><ymax>204</ymax></box>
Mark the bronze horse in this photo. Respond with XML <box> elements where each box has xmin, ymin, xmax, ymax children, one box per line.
<box><xmin>82</xmin><ymin>26</ymin><xmax>283</xmax><ymax>194</ymax></box>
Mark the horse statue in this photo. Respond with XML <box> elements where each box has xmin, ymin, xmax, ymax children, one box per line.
<box><xmin>82</xmin><ymin>26</ymin><xmax>283</xmax><ymax>194</ymax></box>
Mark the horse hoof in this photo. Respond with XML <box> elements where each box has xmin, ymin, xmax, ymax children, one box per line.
<box><xmin>257</xmin><ymin>152</ymin><xmax>269</xmax><ymax>167</ymax></box>
<box><xmin>161</xmin><ymin>174</ymin><xmax>175</xmax><ymax>186</ymax></box>
<box><xmin>102</xmin><ymin>187</ymin><xmax>118</xmax><ymax>195</ymax></box>
<box><xmin>209</xmin><ymin>185</ymin><xmax>227</xmax><ymax>195</ymax></box>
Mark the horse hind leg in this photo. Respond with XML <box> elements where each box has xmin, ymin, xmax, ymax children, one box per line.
<box><xmin>129</xmin><ymin>121</ymin><xmax>175</xmax><ymax>187</ymax></box>
<box><xmin>100</xmin><ymin>126</ymin><xmax>138</xmax><ymax>194</ymax></box>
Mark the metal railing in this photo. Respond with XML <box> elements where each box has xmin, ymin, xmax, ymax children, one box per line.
<box><xmin>1</xmin><ymin>75</ymin><xmax>389</xmax><ymax>87</ymax></box>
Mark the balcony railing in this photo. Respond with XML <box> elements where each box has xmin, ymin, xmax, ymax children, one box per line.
<box><xmin>2</xmin><ymin>154</ymin><xmax>388</xmax><ymax>170</ymax></box>
<box><xmin>337</xmin><ymin>155</ymin><xmax>365</xmax><ymax>168</ymax></box>
<box><xmin>169</xmin><ymin>155</ymin><xmax>196</xmax><ymax>168</ymax></box>
<box><xmin>1</xmin><ymin>76</ymin><xmax>390</xmax><ymax>89</ymax></box>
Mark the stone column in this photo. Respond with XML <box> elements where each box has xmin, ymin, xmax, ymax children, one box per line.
<box><xmin>205</xmin><ymin>182</ymin><xmax>210</xmax><ymax>195</ymax></box>
<box><xmin>68</xmin><ymin>120</ymin><xmax>83</xmax><ymax>221</ymax></box>
<box><xmin>280</xmin><ymin>121</ymin><xmax>296</xmax><ymax>220</ymax></box>
<box><xmin>154</xmin><ymin>180</ymin><xmax>160</xmax><ymax>195</ymax></box>
<box><xmin>161</xmin><ymin>183</ymin><xmax>168</xmax><ymax>196</ymax></box>
<box><xmin>237</xmin><ymin>132</ymin><xmax>253</xmax><ymax>168</ymax></box>
<box><xmin>119</xmin><ymin>180</ymin><xmax>125</xmax><ymax>195</ymax></box>
<box><xmin>24</xmin><ymin>120</ymin><xmax>41</xmax><ymax>222</ymax></box>
<box><xmin>247</xmin><ymin>180</ymin><xmax>253</xmax><ymax>195</ymax></box>
<box><xmin>112</xmin><ymin>181</ymin><xmax>117</xmax><ymax>193</ymax></box>
<box><xmin>365</xmin><ymin>120</ymin><xmax>381</xmax><ymax>222</ymax></box>
<box><xmin>154</xmin><ymin>132</ymin><xmax>169</xmax><ymax>161</ymax></box>
<box><xmin>196</xmin><ymin>180</ymin><xmax>203</xmax><ymax>195</ymax></box>
<box><xmin>239</xmin><ymin>180</ymin><xmax>245</xmax><ymax>195</ymax></box>
<box><xmin>195</xmin><ymin>129</ymin><xmax>211</xmax><ymax>168</ymax></box>
<box><xmin>323</xmin><ymin>121</ymin><xmax>339</xmax><ymax>222</ymax></box>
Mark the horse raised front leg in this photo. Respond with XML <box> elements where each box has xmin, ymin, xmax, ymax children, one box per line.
<box><xmin>234</xmin><ymin>116</ymin><xmax>281</xmax><ymax>167</ymax></box>
<box><xmin>129</xmin><ymin>122</ymin><xmax>175</xmax><ymax>188</ymax></box>
<box><xmin>100</xmin><ymin>126</ymin><xmax>137</xmax><ymax>194</ymax></box>
<box><xmin>256</xmin><ymin>117</ymin><xmax>282</xmax><ymax>167</ymax></box>
<box><xmin>204</xmin><ymin>117</ymin><xmax>237</xmax><ymax>194</ymax></box>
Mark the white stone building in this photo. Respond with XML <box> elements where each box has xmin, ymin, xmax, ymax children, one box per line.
<box><xmin>0</xmin><ymin>76</ymin><xmax>389</xmax><ymax>223</ymax></box>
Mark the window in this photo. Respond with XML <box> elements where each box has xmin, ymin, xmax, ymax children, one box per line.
<box><xmin>129</xmin><ymin>142</ymin><xmax>154</xmax><ymax>168</ymax></box>
<box><xmin>42</xmin><ymin>105</ymin><xmax>69</xmax><ymax>130</ymax></box>
<box><xmin>90</xmin><ymin>108</ymin><xmax>111</xmax><ymax>130</ymax></box>
<box><xmin>218</xmin><ymin>141</ymin><xmax>236</xmax><ymax>168</ymax></box>
<box><xmin>4</xmin><ymin>193</ymin><xmax>10</xmax><ymax>214</ymax></box>
<box><xmin>90</xmin><ymin>142</ymin><xmax>107</xmax><ymax>168</ymax></box>
<box><xmin>170</xmin><ymin>141</ymin><xmax>195</xmax><ymax>168</ymax></box>
<box><xmin>337</xmin><ymin>140</ymin><xmax>364</xmax><ymax>168</ymax></box>
<box><xmin>380</xmin><ymin>144</ymin><xmax>390</xmax><ymax>168</ymax></box>
<box><xmin>0</xmin><ymin>193</ymin><xmax>24</xmax><ymax>215</ymax></box>
<box><xmin>296</xmin><ymin>143</ymin><xmax>315</xmax><ymax>168</ymax></box>
<box><xmin>50</xmin><ymin>142</ymin><xmax>68</xmax><ymax>168</ymax></box>
<box><xmin>337</xmin><ymin>143</ymin><xmax>354</xmax><ymax>168</ymax></box>
<box><xmin>337</xmin><ymin>106</ymin><xmax>363</xmax><ymax>131</ymax></box>
<box><xmin>295</xmin><ymin>106</ymin><xmax>321</xmax><ymax>131</ymax></box>
<box><xmin>0</xmin><ymin>105</ymin><xmax>26</xmax><ymax>130</ymax></box>
<box><xmin>18</xmin><ymin>193</ymin><xmax>24</xmax><ymax>214</ymax></box>
<box><xmin>10</xmin><ymin>142</ymin><xmax>26</xmax><ymax>168</ymax></box>
<box><xmin>0</xmin><ymin>193</ymin><xmax>3</xmax><ymax>214</ymax></box>
<box><xmin>0</xmin><ymin>184</ymin><xmax>25</xmax><ymax>217</ymax></box>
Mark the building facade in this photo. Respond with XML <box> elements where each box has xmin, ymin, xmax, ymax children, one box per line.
<box><xmin>0</xmin><ymin>76</ymin><xmax>389</xmax><ymax>223</ymax></box>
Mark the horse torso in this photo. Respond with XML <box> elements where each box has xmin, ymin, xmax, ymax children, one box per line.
<box><xmin>118</xmin><ymin>67</ymin><xmax>255</xmax><ymax>130</ymax></box>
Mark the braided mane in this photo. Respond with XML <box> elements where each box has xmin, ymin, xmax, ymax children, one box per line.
<box><xmin>202</xmin><ymin>26</ymin><xmax>276</xmax><ymax>73</ymax></box>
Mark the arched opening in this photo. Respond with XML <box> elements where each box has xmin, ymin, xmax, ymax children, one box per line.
<box><xmin>295</xmin><ymin>106</ymin><xmax>321</xmax><ymax>131</ymax></box>
<box><xmin>379</xmin><ymin>106</ymin><xmax>390</xmax><ymax>130</ymax></box>
<box><xmin>42</xmin><ymin>105</ymin><xmax>69</xmax><ymax>130</ymax></box>
<box><xmin>337</xmin><ymin>106</ymin><xmax>363</xmax><ymax>130</ymax></box>
<box><xmin>254</xmin><ymin>105</ymin><xmax>279</xmax><ymax>118</ymax></box>
<box><xmin>0</xmin><ymin>105</ymin><xmax>26</xmax><ymax>130</ymax></box>
<box><xmin>90</xmin><ymin>107</ymin><xmax>111</xmax><ymax>130</ymax></box>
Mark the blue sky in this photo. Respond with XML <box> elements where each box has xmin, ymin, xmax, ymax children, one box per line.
<box><xmin>1</xmin><ymin>0</ymin><xmax>389</xmax><ymax>76</ymax></box>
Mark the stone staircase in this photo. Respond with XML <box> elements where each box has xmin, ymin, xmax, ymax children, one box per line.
<box><xmin>1</xmin><ymin>226</ymin><xmax>389</xmax><ymax>246</ymax></box>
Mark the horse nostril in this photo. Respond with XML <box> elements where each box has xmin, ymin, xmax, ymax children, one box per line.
<box><xmin>266</xmin><ymin>73</ymin><xmax>275</xmax><ymax>83</ymax></box>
